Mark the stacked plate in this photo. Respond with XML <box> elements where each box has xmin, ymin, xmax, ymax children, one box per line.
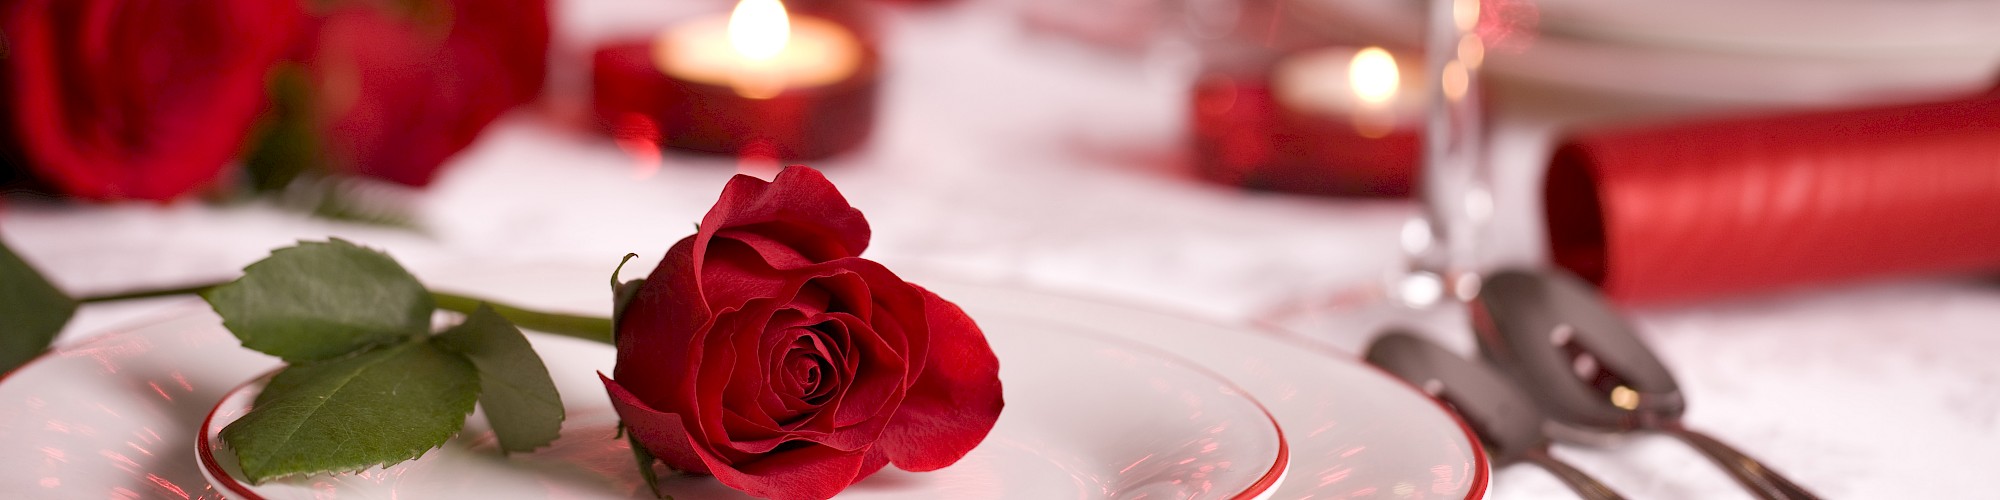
<box><xmin>0</xmin><ymin>269</ymin><xmax>1487</xmax><ymax>499</ymax></box>
<box><xmin>1289</xmin><ymin>0</ymin><xmax>2000</xmax><ymax>106</ymax></box>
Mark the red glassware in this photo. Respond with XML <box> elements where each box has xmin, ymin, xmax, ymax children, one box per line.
<box><xmin>1191</xmin><ymin>73</ymin><xmax>1419</xmax><ymax>197</ymax></box>
<box><xmin>589</xmin><ymin>7</ymin><xmax>878</xmax><ymax>161</ymax></box>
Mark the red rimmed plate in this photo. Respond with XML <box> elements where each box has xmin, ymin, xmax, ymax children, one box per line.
<box><xmin>0</xmin><ymin>268</ymin><xmax>1479</xmax><ymax>499</ymax></box>
<box><xmin>196</xmin><ymin>317</ymin><xmax>1289</xmax><ymax>499</ymax></box>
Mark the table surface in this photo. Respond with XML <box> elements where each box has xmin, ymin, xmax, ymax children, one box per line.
<box><xmin>4</xmin><ymin>1</ymin><xmax>1996</xmax><ymax>498</ymax></box>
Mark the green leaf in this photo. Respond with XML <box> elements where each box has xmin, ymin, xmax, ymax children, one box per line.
<box><xmin>434</xmin><ymin>304</ymin><xmax>563</xmax><ymax>453</ymax></box>
<box><xmin>0</xmin><ymin>236</ymin><xmax>76</xmax><ymax>372</ymax></box>
<box><xmin>203</xmin><ymin>239</ymin><xmax>434</xmax><ymax>362</ymax></box>
<box><xmin>222</xmin><ymin>340</ymin><xmax>478</xmax><ymax>483</ymax></box>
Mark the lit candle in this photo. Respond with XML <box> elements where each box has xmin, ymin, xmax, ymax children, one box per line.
<box><xmin>1274</xmin><ymin>46</ymin><xmax>1424</xmax><ymax>138</ymax></box>
<box><xmin>592</xmin><ymin>0</ymin><xmax>879</xmax><ymax>161</ymax></box>
<box><xmin>656</xmin><ymin>0</ymin><xmax>861</xmax><ymax>99</ymax></box>
<box><xmin>1191</xmin><ymin>45</ymin><xmax>1428</xmax><ymax>197</ymax></box>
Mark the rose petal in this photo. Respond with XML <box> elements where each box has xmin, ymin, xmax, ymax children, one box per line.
<box><xmin>802</xmin><ymin>271</ymin><xmax>873</xmax><ymax>317</ymax></box>
<box><xmin>314</xmin><ymin>0</ymin><xmax>547</xmax><ymax>187</ymax></box>
<box><xmin>779</xmin><ymin>331</ymin><xmax>846</xmax><ymax>417</ymax></box>
<box><xmin>765</xmin><ymin>332</ymin><xmax>833</xmax><ymax>415</ymax></box>
<box><xmin>722</xmin><ymin>410</ymin><xmax>792</xmax><ymax>454</ymax></box>
<box><xmin>702</xmin><ymin>307</ymin><xmax>768</xmax><ymax>461</ymax></box>
<box><xmin>874</xmin><ymin>287</ymin><xmax>1004</xmax><ymax>472</ymax></box>
<box><xmin>693</xmin><ymin>167</ymin><xmax>871</xmax><ymax>267</ymax></box>
<box><xmin>620</xmin><ymin>369</ymin><xmax>871</xmax><ymax>500</ymax></box>
<box><xmin>824</xmin><ymin>312</ymin><xmax>904</xmax><ymax>429</ymax></box>
<box><xmin>616</xmin><ymin>238</ymin><xmax>710</xmax><ymax>413</ymax></box>
<box><xmin>696</xmin><ymin>237</ymin><xmax>794</xmax><ymax>314</ymax></box>
<box><xmin>792</xmin><ymin>335</ymin><xmax>837</xmax><ymax>403</ymax></box>
<box><xmin>600</xmin><ymin>374</ymin><xmax>711</xmax><ymax>475</ymax></box>
<box><xmin>4</xmin><ymin>0</ymin><xmax>304</xmax><ymax>201</ymax></box>
<box><xmin>852</xmin><ymin>447</ymin><xmax>892</xmax><ymax>485</ymax></box>
<box><xmin>719</xmin><ymin>231</ymin><xmax>821</xmax><ymax>272</ymax></box>
<box><xmin>833</xmin><ymin>260</ymin><xmax>931</xmax><ymax>388</ymax></box>
<box><xmin>703</xmin><ymin>443</ymin><xmax>868</xmax><ymax>500</ymax></box>
<box><xmin>722</xmin><ymin>308</ymin><xmax>792</xmax><ymax>427</ymax></box>
<box><xmin>772</xmin><ymin>335</ymin><xmax>816</xmax><ymax>401</ymax></box>
<box><xmin>804</xmin><ymin>314</ymin><xmax>904</xmax><ymax>452</ymax></box>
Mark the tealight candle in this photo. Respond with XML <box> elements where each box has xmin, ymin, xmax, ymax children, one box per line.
<box><xmin>1191</xmin><ymin>45</ymin><xmax>1426</xmax><ymax>197</ymax></box>
<box><xmin>593</xmin><ymin>0</ymin><xmax>878</xmax><ymax>160</ymax></box>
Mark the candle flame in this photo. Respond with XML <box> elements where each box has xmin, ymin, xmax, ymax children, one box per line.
<box><xmin>1349</xmin><ymin>47</ymin><xmax>1399</xmax><ymax>106</ymax></box>
<box><xmin>728</xmin><ymin>0</ymin><xmax>790</xmax><ymax>62</ymax></box>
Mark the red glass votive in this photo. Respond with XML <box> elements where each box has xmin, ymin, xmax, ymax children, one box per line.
<box><xmin>1191</xmin><ymin>75</ymin><xmax>1418</xmax><ymax>197</ymax></box>
<box><xmin>590</xmin><ymin>18</ymin><xmax>878</xmax><ymax>160</ymax></box>
<box><xmin>1190</xmin><ymin>47</ymin><xmax>1424</xmax><ymax>197</ymax></box>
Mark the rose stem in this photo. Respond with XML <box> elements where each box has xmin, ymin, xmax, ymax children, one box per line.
<box><xmin>74</xmin><ymin>282</ymin><xmax>218</xmax><ymax>303</ymax></box>
<box><xmin>78</xmin><ymin>283</ymin><xmax>616</xmax><ymax>345</ymax></box>
<box><xmin>428</xmin><ymin>291</ymin><xmax>614</xmax><ymax>345</ymax></box>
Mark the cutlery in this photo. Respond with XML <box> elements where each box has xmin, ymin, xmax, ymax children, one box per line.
<box><xmin>1471</xmin><ymin>268</ymin><xmax>1820</xmax><ymax>500</ymax></box>
<box><xmin>1366</xmin><ymin>330</ymin><xmax>1627</xmax><ymax>500</ymax></box>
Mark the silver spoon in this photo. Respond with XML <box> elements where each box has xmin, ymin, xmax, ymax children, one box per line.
<box><xmin>1365</xmin><ymin>330</ymin><xmax>1627</xmax><ymax>500</ymax></box>
<box><xmin>1471</xmin><ymin>268</ymin><xmax>1819</xmax><ymax>500</ymax></box>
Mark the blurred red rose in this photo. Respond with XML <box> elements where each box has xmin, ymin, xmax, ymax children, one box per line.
<box><xmin>0</xmin><ymin>0</ymin><xmax>302</xmax><ymax>201</ymax></box>
<box><xmin>308</xmin><ymin>0</ymin><xmax>548</xmax><ymax>187</ymax></box>
<box><xmin>602</xmin><ymin>167</ymin><xmax>1004</xmax><ymax>500</ymax></box>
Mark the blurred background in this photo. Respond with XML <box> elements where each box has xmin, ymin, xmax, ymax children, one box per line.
<box><xmin>2</xmin><ymin>0</ymin><xmax>1998</xmax><ymax>497</ymax></box>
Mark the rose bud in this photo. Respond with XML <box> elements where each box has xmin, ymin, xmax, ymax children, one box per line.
<box><xmin>307</xmin><ymin>0</ymin><xmax>548</xmax><ymax>187</ymax></box>
<box><xmin>602</xmin><ymin>166</ymin><xmax>1004</xmax><ymax>500</ymax></box>
<box><xmin>0</xmin><ymin>0</ymin><xmax>302</xmax><ymax>201</ymax></box>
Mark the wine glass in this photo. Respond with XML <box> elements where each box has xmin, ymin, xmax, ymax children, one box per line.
<box><xmin>1249</xmin><ymin>0</ymin><xmax>1497</xmax><ymax>351</ymax></box>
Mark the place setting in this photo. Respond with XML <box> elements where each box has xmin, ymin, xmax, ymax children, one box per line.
<box><xmin>0</xmin><ymin>167</ymin><xmax>1485</xmax><ymax>499</ymax></box>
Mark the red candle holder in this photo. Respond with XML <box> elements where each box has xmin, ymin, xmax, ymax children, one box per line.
<box><xmin>1190</xmin><ymin>46</ymin><xmax>1426</xmax><ymax>198</ymax></box>
<box><xmin>1191</xmin><ymin>74</ymin><xmax>1419</xmax><ymax>197</ymax></box>
<box><xmin>591</xmin><ymin>4</ymin><xmax>878</xmax><ymax>161</ymax></box>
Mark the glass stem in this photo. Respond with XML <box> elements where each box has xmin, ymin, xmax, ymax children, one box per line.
<box><xmin>1418</xmin><ymin>0</ymin><xmax>1488</xmax><ymax>290</ymax></box>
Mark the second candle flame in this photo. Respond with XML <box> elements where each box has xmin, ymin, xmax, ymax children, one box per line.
<box><xmin>728</xmin><ymin>0</ymin><xmax>790</xmax><ymax>62</ymax></box>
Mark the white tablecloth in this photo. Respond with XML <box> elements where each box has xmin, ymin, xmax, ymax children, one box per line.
<box><xmin>3</xmin><ymin>1</ymin><xmax>1993</xmax><ymax>498</ymax></box>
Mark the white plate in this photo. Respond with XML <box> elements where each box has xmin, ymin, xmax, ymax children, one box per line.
<box><xmin>927</xmin><ymin>280</ymin><xmax>1487</xmax><ymax>499</ymax></box>
<box><xmin>418</xmin><ymin>267</ymin><xmax>1487</xmax><ymax>499</ymax></box>
<box><xmin>0</xmin><ymin>273</ymin><xmax>1483</xmax><ymax>499</ymax></box>
<box><xmin>1287</xmin><ymin>0</ymin><xmax>2000</xmax><ymax>106</ymax></box>
<box><xmin>0</xmin><ymin>304</ymin><xmax>276</xmax><ymax>499</ymax></box>
<box><xmin>1527</xmin><ymin>0</ymin><xmax>2000</xmax><ymax>59</ymax></box>
<box><xmin>196</xmin><ymin>321</ymin><xmax>1288</xmax><ymax>499</ymax></box>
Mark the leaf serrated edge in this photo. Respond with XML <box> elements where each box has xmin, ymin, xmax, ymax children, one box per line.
<box><xmin>229</xmin><ymin>425</ymin><xmax>471</xmax><ymax>484</ymax></box>
<box><xmin>224</xmin><ymin>342</ymin><xmax>479</xmax><ymax>484</ymax></box>
<box><xmin>203</xmin><ymin>238</ymin><xmax>434</xmax><ymax>363</ymax></box>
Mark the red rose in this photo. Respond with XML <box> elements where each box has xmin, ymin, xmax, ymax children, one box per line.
<box><xmin>0</xmin><ymin>0</ymin><xmax>302</xmax><ymax>201</ymax></box>
<box><xmin>602</xmin><ymin>167</ymin><xmax>1003</xmax><ymax>500</ymax></box>
<box><xmin>308</xmin><ymin>0</ymin><xmax>548</xmax><ymax>187</ymax></box>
